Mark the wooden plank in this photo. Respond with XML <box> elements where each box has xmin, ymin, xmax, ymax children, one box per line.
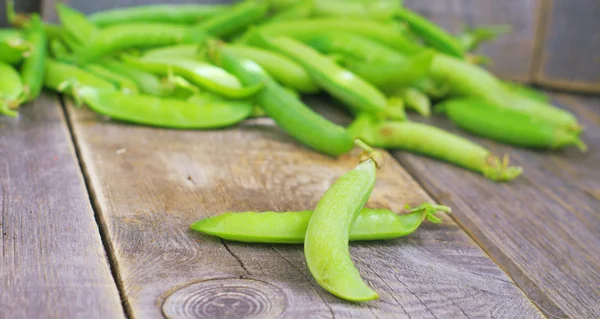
<box><xmin>391</xmin><ymin>93</ymin><xmax>600</xmax><ymax>319</ymax></box>
<box><xmin>0</xmin><ymin>0</ymin><xmax>40</xmax><ymax>26</ymax></box>
<box><xmin>533</xmin><ymin>0</ymin><xmax>600</xmax><ymax>93</ymax></box>
<box><xmin>0</xmin><ymin>95</ymin><xmax>125</xmax><ymax>319</ymax></box>
<box><xmin>403</xmin><ymin>0</ymin><xmax>540</xmax><ymax>82</ymax></box>
<box><xmin>65</xmin><ymin>97</ymin><xmax>543</xmax><ymax>318</ymax></box>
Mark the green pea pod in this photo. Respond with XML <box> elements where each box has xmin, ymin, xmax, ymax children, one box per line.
<box><xmin>457</xmin><ymin>25</ymin><xmax>512</xmax><ymax>52</ymax></box>
<box><xmin>191</xmin><ymin>203</ymin><xmax>450</xmax><ymax>243</ymax></box>
<box><xmin>305</xmin><ymin>147</ymin><xmax>379</xmax><ymax>302</ymax></box>
<box><xmin>395</xmin><ymin>8</ymin><xmax>465</xmax><ymax>58</ymax></box>
<box><xmin>245</xmin><ymin>18</ymin><xmax>422</xmax><ymax>55</ymax></box>
<box><xmin>226</xmin><ymin>44</ymin><xmax>319</xmax><ymax>93</ymax></box>
<box><xmin>397</xmin><ymin>88</ymin><xmax>431</xmax><ymax>117</ymax></box>
<box><xmin>75</xmin><ymin>87</ymin><xmax>252</xmax><ymax>129</ymax></box>
<box><xmin>84</xmin><ymin>64</ymin><xmax>140</xmax><ymax>94</ymax></box>
<box><xmin>431</xmin><ymin>54</ymin><xmax>580</xmax><ymax>131</ymax></box>
<box><xmin>76</xmin><ymin>23</ymin><xmax>209</xmax><ymax>64</ymax></box>
<box><xmin>56</xmin><ymin>3</ymin><xmax>97</xmax><ymax>45</ymax></box>
<box><xmin>502</xmin><ymin>81</ymin><xmax>551</xmax><ymax>103</ymax></box>
<box><xmin>0</xmin><ymin>62</ymin><xmax>24</xmax><ymax>117</ymax></box>
<box><xmin>44</xmin><ymin>58</ymin><xmax>117</xmax><ymax>95</ymax></box>
<box><xmin>257</xmin><ymin>35</ymin><xmax>389</xmax><ymax>116</ymax></box>
<box><xmin>348</xmin><ymin>115</ymin><xmax>523</xmax><ymax>182</ymax></box>
<box><xmin>121</xmin><ymin>55</ymin><xmax>264</xmax><ymax>99</ymax></box>
<box><xmin>314</xmin><ymin>0</ymin><xmax>399</xmax><ymax>20</ymax></box>
<box><xmin>345</xmin><ymin>50</ymin><xmax>435</xmax><ymax>93</ymax></box>
<box><xmin>265</xmin><ymin>0</ymin><xmax>314</xmax><ymax>23</ymax></box>
<box><xmin>88</xmin><ymin>4</ymin><xmax>228</xmax><ymax>27</ymax></box>
<box><xmin>101</xmin><ymin>59</ymin><xmax>174</xmax><ymax>96</ymax></box>
<box><xmin>20</xmin><ymin>14</ymin><xmax>46</xmax><ymax>102</ymax></box>
<box><xmin>439</xmin><ymin>98</ymin><xmax>586</xmax><ymax>151</ymax></box>
<box><xmin>196</xmin><ymin>0</ymin><xmax>269</xmax><ymax>38</ymax></box>
<box><xmin>143</xmin><ymin>44</ymin><xmax>201</xmax><ymax>59</ymax></box>
<box><xmin>0</xmin><ymin>31</ymin><xmax>30</xmax><ymax>65</ymax></box>
<box><xmin>209</xmin><ymin>41</ymin><xmax>353</xmax><ymax>156</ymax></box>
<box><xmin>302</xmin><ymin>31</ymin><xmax>405</xmax><ymax>64</ymax></box>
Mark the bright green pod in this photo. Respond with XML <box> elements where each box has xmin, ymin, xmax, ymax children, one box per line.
<box><xmin>121</xmin><ymin>55</ymin><xmax>263</xmax><ymax>99</ymax></box>
<box><xmin>395</xmin><ymin>8</ymin><xmax>465</xmax><ymax>58</ymax></box>
<box><xmin>0</xmin><ymin>62</ymin><xmax>24</xmax><ymax>117</ymax></box>
<box><xmin>20</xmin><ymin>14</ymin><xmax>47</xmax><ymax>102</ymax></box>
<box><xmin>257</xmin><ymin>35</ymin><xmax>389</xmax><ymax>116</ymax></box>
<box><xmin>101</xmin><ymin>59</ymin><xmax>174</xmax><ymax>96</ymax></box>
<box><xmin>314</xmin><ymin>0</ymin><xmax>400</xmax><ymax>20</ymax></box>
<box><xmin>348</xmin><ymin>115</ymin><xmax>523</xmax><ymax>182</ymax></box>
<box><xmin>305</xmin><ymin>155</ymin><xmax>379</xmax><ymax>302</ymax></box>
<box><xmin>0</xmin><ymin>31</ymin><xmax>30</xmax><ymax>65</ymax></box>
<box><xmin>440</xmin><ymin>98</ymin><xmax>586</xmax><ymax>151</ymax></box>
<box><xmin>88</xmin><ymin>4</ymin><xmax>228</xmax><ymax>27</ymax></box>
<box><xmin>265</xmin><ymin>0</ymin><xmax>314</xmax><ymax>23</ymax></box>
<box><xmin>44</xmin><ymin>58</ymin><xmax>116</xmax><ymax>94</ymax></box>
<box><xmin>226</xmin><ymin>44</ymin><xmax>318</xmax><ymax>93</ymax></box>
<box><xmin>196</xmin><ymin>0</ymin><xmax>269</xmax><ymax>38</ymax></box>
<box><xmin>76</xmin><ymin>87</ymin><xmax>252</xmax><ymax>129</ymax></box>
<box><xmin>209</xmin><ymin>42</ymin><xmax>353</xmax><ymax>156</ymax></box>
<box><xmin>84</xmin><ymin>64</ymin><xmax>140</xmax><ymax>94</ymax></box>
<box><xmin>56</xmin><ymin>3</ymin><xmax>97</xmax><ymax>45</ymax></box>
<box><xmin>190</xmin><ymin>203</ymin><xmax>449</xmax><ymax>244</ymax></box>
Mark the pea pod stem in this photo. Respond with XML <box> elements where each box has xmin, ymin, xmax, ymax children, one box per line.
<box><xmin>190</xmin><ymin>203</ymin><xmax>450</xmax><ymax>244</ymax></box>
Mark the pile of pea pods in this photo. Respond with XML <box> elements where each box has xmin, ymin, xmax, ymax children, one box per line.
<box><xmin>1</xmin><ymin>0</ymin><xmax>586</xmax><ymax>183</ymax></box>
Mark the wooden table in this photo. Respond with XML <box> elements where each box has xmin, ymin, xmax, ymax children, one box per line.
<box><xmin>1</xmin><ymin>90</ymin><xmax>599</xmax><ymax>319</ymax></box>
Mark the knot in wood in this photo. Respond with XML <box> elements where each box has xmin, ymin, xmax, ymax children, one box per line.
<box><xmin>162</xmin><ymin>278</ymin><xmax>287</xmax><ymax>319</ymax></box>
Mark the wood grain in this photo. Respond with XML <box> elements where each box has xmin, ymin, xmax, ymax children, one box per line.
<box><xmin>0</xmin><ymin>95</ymin><xmax>125</xmax><ymax>319</ymax></box>
<box><xmin>533</xmin><ymin>0</ymin><xmax>600</xmax><ymax>93</ymax></box>
<box><xmin>65</xmin><ymin>95</ymin><xmax>543</xmax><ymax>318</ymax></box>
<box><xmin>391</xmin><ymin>93</ymin><xmax>600</xmax><ymax>319</ymax></box>
<box><xmin>404</xmin><ymin>0</ymin><xmax>540</xmax><ymax>82</ymax></box>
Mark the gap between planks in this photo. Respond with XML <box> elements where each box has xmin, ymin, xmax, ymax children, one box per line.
<box><xmin>58</xmin><ymin>95</ymin><xmax>134</xmax><ymax>319</ymax></box>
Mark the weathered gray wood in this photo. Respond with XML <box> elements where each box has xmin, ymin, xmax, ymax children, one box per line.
<box><xmin>404</xmin><ymin>0</ymin><xmax>539</xmax><ymax>82</ymax></box>
<box><xmin>533</xmin><ymin>0</ymin><xmax>600</xmax><ymax>93</ymax></box>
<box><xmin>0</xmin><ymin>0</ymin><xmax>40</xmax><ymax>26</ymax></box>
<box><xmin>65</xmin><ymin>97</ymin><xmax>543</xmax><ymax>318</ymax></box>
<box><xmin>391</xmin><ymin>93</ymin><xmax>600</xmax><ymax>319</ymax></box>
<box><xmin>0</xmin><ymin>95</ymin><xmax>125</xmax><ymax>319</ymax></box>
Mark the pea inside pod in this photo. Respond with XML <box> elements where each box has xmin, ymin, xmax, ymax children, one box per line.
<box><xmin>191</xmin><ymin>203</ymin><xmax>450</xmax><ymax>244</ymax></box>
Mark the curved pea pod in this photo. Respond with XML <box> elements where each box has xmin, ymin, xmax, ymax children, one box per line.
<box><xmin>76</xmin><ymin>23</ymin><xmax>209</xmax><ymax>64</ymax></box>
<box><xmin>75</xmin><ymin>87</ymin><xmax>252</xmax><ymax>129</ymax></box>
<box><xmin>314</xmin><ymin>0</ymin><xmax>399</xmax><ymax>20</ymax></box>
<box><xmin>209</xmin><ymin>42</ymin><xmax>354</xmax><ymax>156</ymax></box>
<box><xmin>305</xmin><ymin>152</ymin><xmax>379</xmax><ymax>302</ymax></box>
<box><xmin>101</xmin><ymin>59</ymin><xmax>174</xmax><ymax>96</ymax></box>
<box><xmin>83</xmin><ymin>64</ymin><xmax>139</xmax><ymax>94</ymax></box>
<box><xmin>246</xmin><ymin>18</ymin><xmax>422</xmax><ymax>55</ymax></box>
<box><xmin>345</xmin><ymin>50</ymin><xmax>435</xmax><ymax>94</ymax></box>
<box><xmin>191</xmin><ymin>203</ymin><xmax>450</xmax><ymax>244</ymax></box>
<box><xmin>56</xmin><ymin>3</ymin><xmax>97</xmax><ymax>45</ymax></box>
<box><xmin>439</xmin><ymin>98</ymin><xmax>587</xmax><ymax>151</ymax></box>
<box><xmin>226</xmin><ymin>44</ymin><xmax>318</xmax><ymax>93</ymax></box>
<box><xmin>196</xmin><ymin>0</ymin><xmax>269</xmax><ymax>38</ymax></box>
<box><xmin>302</xmin><ymin>31</ymin><xmax>405</xmax><ymax>64</ymax></box>
<box><xmin>348</xmin><ymin>115</ymin><xmax>523</xmax><ymax>182</ymax></box>
<box><xmin>88</xmin><ymin>4</ymin><xmax>228</xmax><ymax>27</ymax></box>
<box><xmin>257</xmin><ymin>35</ymin><xmax>389</xmax><ymax>116</ymax></box>
<box><xmin>44</xmin><ymin>58</ymin><xmax>117</xmax><ymax>95</ymax></box>
<box><xmin>0</xmin><ymin>31</ymin><xmax>30</xmax><ymax>65</ymax></box>
<box><xmin>0</xmin><ymin>62</ymin><xmax>24</xmax><ymax>117</ymax></box>
<box><xmin>430</xmin><ymin>54</ymin><xmax>580</xmax><ymax>132</ymax></box>
<box><xmin>20</xmin><ymin>14</ymin><xmax>46</xmax><ymax>102</ymax></box>
<box><xmin>121</xmin><ymin>55</ymin><xmax>263</xmax><ymax>99</ymax></box>
<box><xmin>395</xmin><ymin>8</ymin><xmax>465</xmax><ymax>58</ymax></box>
<box><xmin>396</xmin><ymin>88</ymin><xmax>431</xmax><ymax>117</ymax></box>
